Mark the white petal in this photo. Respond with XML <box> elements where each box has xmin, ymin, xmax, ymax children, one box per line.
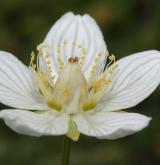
<box><xmin>0</xmin><ymin>109</ymin><xmax>69</xmax><ymax>136</ymax></box>
<box><xmin>0</xmin><ymin>51</ymin><xmax>48</xmax><ymax>110</ymax></box>
<box><xmin>42</xmin><ymin>12</ymin><xmax>107</xmax><ymax>81</ymax></box>
<box><xmin>73</xmin><ymin>111</ymin><xmax>151</xmax><ymax>139</ymax></box>
<box><xmin>99</xmin><ymin>50</ymin><xmax>160</xmax><ymax>111</ymax></box>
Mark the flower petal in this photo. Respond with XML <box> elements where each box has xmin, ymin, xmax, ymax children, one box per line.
<box><xmin>73</xmin><ymin>111</ymin><xmax>151</xmax><ymax>139</ymax></box>
<box><xmin>0</xmin><ymin>109</ymin><xmax>69</xmax><ymax>136</ymax></box>
<box><xmin>0</xmin><ymin>51</ymin><xmax>48</xmax><ymax>110</ymax></box>
<box><xmin>99</xmin><ymin>50</ymin><xmax>160</xmax><ymax>111</ymax></box>
<box><xmin>41</xmin><ymin>12</ymin><xmax>107</xmax><ymax>81</ymax></box>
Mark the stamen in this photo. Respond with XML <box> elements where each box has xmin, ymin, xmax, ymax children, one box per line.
<box><xmin>89</xmin><ymin>52</ymin><xmax>118</xmax><ymax>96</ymax></box>
<box><xmin>30</xmin><ymin>51</ymin><xmax>36</xmax><ymax>68</ymax></box>
<box><xmin>89</xmin><ymin>52</ymin><xmax>103</xmax><ymax>75</ymax></box>
<box><xmin>106</xmin><ymin>54</ymin><xmax>116</xmax><ymax>69</ymax></box>
<box><xmin>37</xmin><ymin>43</ymin><xmax>56</xmax><ymax>79</ymax></box>
<box><xmin>108</xmin><ymin>54</ymin><xmax>116</xmax><ymax>62</ymax></box>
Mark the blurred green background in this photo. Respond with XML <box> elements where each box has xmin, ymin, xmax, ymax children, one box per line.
<box><xmin>0</xmin><ymin>0</ymin><xmax>160</xmax><ymax>165</ymax></box>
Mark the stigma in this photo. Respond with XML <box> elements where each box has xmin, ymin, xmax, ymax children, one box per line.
<box><xmin>68</xmin><ymin>57</ymin><xmax>79</xmax><ymax>63</ymax></box>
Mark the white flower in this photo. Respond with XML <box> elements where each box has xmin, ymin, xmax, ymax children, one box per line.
<box><xmin>0</xmin><ymin>12</ymin><xmax>160</xmax><ymax>141</ymax></box>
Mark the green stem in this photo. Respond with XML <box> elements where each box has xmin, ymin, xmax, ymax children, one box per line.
<box><xmin>61</xmin><ymin>136</ymin><xmax>71</xmax><ymax>165</ymax></box>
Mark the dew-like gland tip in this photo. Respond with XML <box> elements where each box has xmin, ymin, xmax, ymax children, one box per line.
<box><xmin>79</xmin><ymin>61</ymin><xmax>83</xmax><ymax>65</ymax></box>
<box><xmin>109</xmin><ymin>54</ymin><xmax>116</xmax><ymax>61</ymax></box>
<box><xmin>72</xmin><ymin>41</ymin><xmax>76</xmax><ymax>45</ymax></box>
<box><xmin>57</xmin><ymin>50</ymin><xmax>61</xmax><ymax>54</ymax></box>
<box><xmin>57</xmin><ymin>58</ymin><xmax>61</xmax><ymax>62</ymax></box>
<box><xmin>60</xmin><ymin>62</ymin><xmax>64</xmax><ymax>66</ymax></box>
<box><xmin>64</xmin><ymin>40</ymin><xmax>67</xmax><ymax>45</ymax></box>
<box><xmin>46</xmin><ymin>60</ymin><xmax>51</xmax><ymax>65</ymax></box>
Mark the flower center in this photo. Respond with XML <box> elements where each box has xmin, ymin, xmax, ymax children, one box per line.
<box><xmin>30</xmin><ymin>43</ymin><xmax>118</xmax><ymax>115</ymax></box>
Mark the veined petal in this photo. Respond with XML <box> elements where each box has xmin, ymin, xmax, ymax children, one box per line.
<box><xmin>0</xmin><ymin>109</ymin><xmax>69</xmax><ymax>136</ymax></box>
<box><xmin>0</xmin><ymin>51</ymin><xmax>48</xmax><ymax>110</ymax></box>
<box><xmin>41</xmin><ymin>12</ymin><xmax>107</xmax><ymax>81</ymax></box>
<box><xmin>99</xmin><ymin>50</ymin><xmax>160</xmax><ymax>111</ymax></box>
<box><xmin>73</xmin><ymin>111</ymin><xmax>151</xmax><ymax>139</ymax></box>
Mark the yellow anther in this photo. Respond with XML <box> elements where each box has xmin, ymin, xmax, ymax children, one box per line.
<box><xmin>30</xmin><ymin>51</ymin><xmax>36</xmax><ymax>67</ymax></box>
<box><xmin>109</xmin><ymin>54</ymin><xmax>115</xmax><ymax>61</ymax></box>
